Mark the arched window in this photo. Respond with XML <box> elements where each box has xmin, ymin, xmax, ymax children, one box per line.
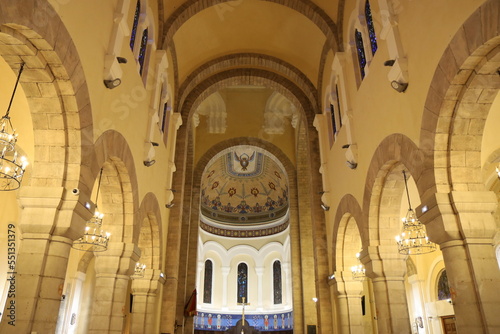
<box><xmin>273</xmin><ymin>260</ymin><xmax>282</xmax><ymax>304</ymax></box>
<box><xmin>437</xmin><ymin>270</ymin><xmax>451</xmax><ymax>300</ymax></box>
<box><xmin>138</xmin><ymin>28</ymin><xmax>148</xmax><ymax>75</ymax></box>
<box><xmin>355</xmin><ymin>29</ymin><xmax>366</xmax><ymax>79</ymax></box>
<box><xmin>130</xmin><ymin>0</ymin><xmax>140</xmax><ymax>51</ymax></box>
<box><xmin>203</xmin><ymin>260</ymin><xmax>213</xmax><ymax>303</ymax></box>
<box><xmin>330</xmin><ymin>103</ymin><xmax>337</xmax><ymax>137</ymax></box>
<box><xmin>365</xmin><ymin>0</ymin><xmax>378</xmax><ymax>55</ymax></box>
<box><xmin>237</xmin><ymin>263</ymin><xmax>248</xmax><ymax>303</ymax></box>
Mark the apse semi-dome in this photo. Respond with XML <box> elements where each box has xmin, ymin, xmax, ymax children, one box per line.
<box><xmin>200</xmin><ymin>145</ymin><xmax>289</xmax><ymax>237</ymax></box>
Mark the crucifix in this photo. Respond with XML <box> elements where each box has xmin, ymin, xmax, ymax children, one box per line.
<box><xmin>237</xmin><ymin>297</ymin><xmax>250</xmax><ymax>326</ymax></box>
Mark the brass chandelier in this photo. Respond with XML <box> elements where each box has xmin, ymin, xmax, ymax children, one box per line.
<box><xmin>73</xmin><ymin>168</ymin><xmax>111</xmax><ymax>252</ymax></box>
<box><xmin>0</xmin><ymin>63</ymin><xmax>29</xmax><ymax>191</ymax></box>
<box><xmin>351</xmin><ymin>252</ymin><xmax>366</xmax><ymax>280</ymax></box>
<box><xmin>395</xmin><ymin>171</ymin><xmax>436</xmax><ymax>255</ymax></box>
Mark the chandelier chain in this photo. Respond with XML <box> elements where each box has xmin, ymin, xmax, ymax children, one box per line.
<box><xmin>5</xmin><ymin>63</ymin><xmax>25</xmax><ymax>119</ymax></box>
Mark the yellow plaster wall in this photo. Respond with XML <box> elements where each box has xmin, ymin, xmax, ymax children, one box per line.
<box><xmin>194</xmin><ymin>87</ymin><xmax>297</xmax><ymax>166</ymax></box>
<box><xmin>321</xmin><ymin>0</ymin><xmax>489</xmax><ymax>219</ymax></box>
<box><xmin>173</xmin><ymin>2</ymin><xmax>325</xmax><ymax>84</ymax></box>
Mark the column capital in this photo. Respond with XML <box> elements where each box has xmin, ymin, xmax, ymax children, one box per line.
<box><xmin>418</xmin><ymin>191</ymin><xmax>498</xmax><ymax>244</ymax></box>
<box><xmin>94</xmin><ymin>242</ymin><xmax>141</xmax><ymax>276</ymax></box>
<box><xmin>360</xmin><ymin>245</ymin><xmax>407</xmax><ymax>279</ymax></box>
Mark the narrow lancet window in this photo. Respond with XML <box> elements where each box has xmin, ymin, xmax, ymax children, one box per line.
<box><xmin>355</xmin><ymin>29</ymin><xmax>366</xmax><ymax>79</ymax></box>
<box><xmin>237</xmin><ymin>263</ymin><xmax>248</xmax><ymax>303</ymax></box>
<box><xmin>139</xmin><ymin>28</ymin><xmax>148</xmax><ymax>75</ymax></box>
<box><xmin>365</xmin><ymin>0</ymin><xmax>378</xmax><ymax>55</ymax></box>
<box><xmin>203</xmin><ymin>260</ymin><xmax>213</xmax><ymax>303</ymax></box>
<box><xmin>273</xmin><ymin>260</ymin><xmax>282</xmax><ymax>304</ymax></box>
<box><xmin>130</xmin><ymin>1</ymin><xmax>140</xmax><ymax>51</ymax></box>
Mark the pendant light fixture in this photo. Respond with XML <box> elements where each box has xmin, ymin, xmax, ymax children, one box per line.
<box><xmin>395</xmin><ymin>171</ymin><xmax>436</xmax><ymax>255</ymax></box>
<box><xmin>73</xmin><ymin>168</ymin><xmax>111</xmax><ymax>252</ymax></box>
<box><xmin>0</xmin><ymin>63</ymin><xmax>29</xmax><ymax>191</ymax></box>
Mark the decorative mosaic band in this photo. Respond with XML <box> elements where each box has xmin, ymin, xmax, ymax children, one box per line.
<box><xmin>199</xmin><ymin>220</ymin><xmax>289</xmax><ymax>238</ymax></box>
<box><xmin>194</xmin><ymin>311</ymin><xmax>293</xmax><ymax>331</ymax></box>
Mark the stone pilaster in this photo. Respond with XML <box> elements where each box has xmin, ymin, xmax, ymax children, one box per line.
<box><xmin>0</xmin><ymin>186</ymin><xmax>85</xmax><ymax>334</ymax></box>
<box><xmin>88</xmin><ymin>242</ymin><xmax>140</xmax><ymax>334</ymax></box>
<box><xmin>332</xmin><ymin>271</ymin><xmax>364</xmax><ymax>334</ymax></box>
<box><xmin>419</xmin><ymin>191</ymin><xmax>500</xmax><ymax>334</ymax></box>
<box><xmin>361</xmin><ymin>245</ymin><xmax>410</xmax><ymax>334</ymax></box>
<box><xmin>130</xmin><ymin>269</ymin><xmax>164</xmax><ymax>334</ymax></box>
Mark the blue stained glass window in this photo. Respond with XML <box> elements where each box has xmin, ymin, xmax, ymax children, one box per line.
<box><xmin>203</xmin><ymin>260</ymin><xmax>213</xmax><ymax>303</ymax></box>
<box><xmin>237</xmin><ymin>263</ymin><xmax>248</xmax><ymax>303</ymax></box>
<box><xmin>139</xmin><ymin>28</ymin><xmax>148</xmax><ymax>75</ymax></box>
<box><xmin>330</xmin><ymin>103</ymin><xmax>337</xmax><ymax>135</ymax></box>
<box><xmin>437</xmin><ymin>270</ymin><xmax>451</xmax><ymax>300</ymax></box>
<box><xmin>130</xmin><ymin>1</ymin><xmax>140</xmax><ymax>51</ymax></box>
<box><xmin>365</xmin><ymin>0</ymin><xmax>378</xmax><ymax>55</ymax></box>
<box><xmin>355</xmin><ymin>29</ymin><xmax>366</xmax><ymax>79</ymax></box>
<box><xmin>273</xmin><ymin>260</ymin><xmax>282</xmax><ymax>304</ymax></box>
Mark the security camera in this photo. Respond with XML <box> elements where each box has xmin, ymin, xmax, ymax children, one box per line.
<box><xmin>72</xmin><ymin>188</ymin><xmax>80</xmax><ymax>195</ymax></box>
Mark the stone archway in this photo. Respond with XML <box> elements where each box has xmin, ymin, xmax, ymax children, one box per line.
<box><xmin>87</xmin><ymin>130</ymin><xmax>141</xmax><ymax>334</ymax></box>
<box><xmin>361</xmin><ymin>133</ymin><xmax>425</xmax><ymax>334</ymax></box>
<box><xmin>417</xmin><ymin>1</ymin><xmax>500</xmax><ymax>332</ymax></box>
<box><xmin>0</xmin><ymin>2</ymin><xmax>93</xmax><ymax>331</ymax></box>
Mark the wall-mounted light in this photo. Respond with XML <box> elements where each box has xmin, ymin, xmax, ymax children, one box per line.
<box><xmin>391</xmin><ymin>80</ymin><xmax>408</xmax><ymax>93</ymax></box>
<box><xmin>346</xmin><ymin>160</ymin><xmax>358</xmax><ymax>169</ymax></box>
<box><xmin>165</xmin><ymin>202</ymin><xmax>174</xmax><ymax>209</ymax></box>
<box><xmin>103</xmin><ymin>78</ymin><xmax>121</xmax><ymax>89</ymax></box>
<box><xmin>321</xmin><ymin>204</ymin><xmax>330</xmax><ymax>211</ymax></box>
<box><xmin>312</xmin><ymin>297</ymin><xmax>318</xmax><ymax>303</ymax></box>
<box><xmin>143</xmin><ymin>159</ymin><xmax>156</xmax><ymax>167</ymax></box>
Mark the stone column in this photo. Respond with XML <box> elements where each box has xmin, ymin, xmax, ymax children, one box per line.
<box><xmin>88</xmin><ymin>242</ymin><xmax>140</xmax><ymax>334</ymax></box>
<box><xmin>0</xmin><ymin>186</ymin><xmax>86</xmax><ymax>333</ymax></box>
<box><xmin>332</xmin><ymin>271</ymin><xmax>364</xmax><ymax>334</ymax></box>
<box><xmin>130</xmin><ymin>269</ymin><xmax>163</xmax><ymax>334</ymax></box>
<box><xmin>362</xmin><ymin>245</ymin><xmax>410</xmax><ymax>334</ymax></box>
<box><xmin>419</xmin><ymin>191</ymin><xmax>500</xmax><ymax>334</ymax></box>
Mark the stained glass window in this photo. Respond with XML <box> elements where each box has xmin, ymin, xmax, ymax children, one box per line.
<box><xmin>330</xmin><ymin>103</ymin><xmax>337</xmax><ymax>135</ymax></box>
<box><xmin>203</xmin><ymin>260</ymin><xmax>213</xmax><ymax>303</ymax></box>
<box><xmin>237</xmin><ymin>263</ymin><xmax>248</xmax><ymax>303</ymax></box>
<box><xmin>355</xmin><ymin>29</ymin><xmax>366</xmax><ymax>79</ymax></box>
<box><xmin>437</xmin><ymin>270</ymin><xmax>451</xmax><ymax>300</ymax></box>
<box><xmin>365</xmin><ymin>0</ymin><xmax>378</xmax><ymax>55</ymax></box>
<box><xmin>273</xmin><ymin>260</ymin><xmax>282</xmax><ymax>304</ymax></box>
<box><xmin>139</xmin><ymin>28</ymin><xmax>148</xmax><ymax>75</ymax></box>
<box><xmin>130</xmin><ymin>0</ymin><xmax>140</xmax><ymax>51</ymax></box>
<box><xmin>161</xmin><ymin>102</ymin><xmax>170</xmax><ymax>134</ymax></box>
<box><xmin>335</xmin><ymin>84</ymin><xmax>342</xmax><ymax>128</ymax></box>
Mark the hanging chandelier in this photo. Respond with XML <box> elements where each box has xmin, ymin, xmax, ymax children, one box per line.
<box><xmin>0</xmin><ymin>63</ymin><xmax>29</xmax><ymax>191</ymax></box>
<box><xmin>132</xmin><ymin>262</ymin><xmax>146</xmax><ymax>278</ymax></box>
<box><xmin>395</xmin><ymin>171</ymin><xmax>436</xmax><ymax>255</ymax></box>
<box><xmin>351</xmin><ymin>252</ymin><xmax>366</xmax><ymax>280</ymax></box>
<box><xmin>73</xmin><ymin>168</ymin><xmax>111</xmax><ymax>252</ymax></box>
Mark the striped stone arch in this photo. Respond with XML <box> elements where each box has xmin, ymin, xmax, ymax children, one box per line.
<box><xmin>137</xmin><ymin>192</ymin><xmax>163</xmax><ymax>269</ymax></box>
<box><xmin>177</xmin><ymin>53</ymin><xmax>318</xmax><ymax>112</ymax></box>
<box><xmin>92</xmin><ymin>130</ymin><xmax>140</xmax><ymax>244</ymax></box>
<box><xmin>178</xmin><ymin>69</ymin><xmax>316</xmax><ymax>124</ymax></box>
<box><xmin>0</xmin><ymin>0</ymin><xmax>92</xmax><ymax>190</ymax></box>
<box><xmin>161</xmin><ymin>0</ymin><xmax>339</xmax><ymax>51</ymax></box>
<box><xmin>331</xmin><ymin>194</ymin><xmax>365</xmax><ymax>273</ymax></box>
<box><xmin>363</xmin><ymin>134</ymin><xmax>426</xmax><ymax>245</ymax></box>
<box><xmin>419</xmin><ymin>0</ymin><xmax>500</xmax><ymax>193</ymax></box>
